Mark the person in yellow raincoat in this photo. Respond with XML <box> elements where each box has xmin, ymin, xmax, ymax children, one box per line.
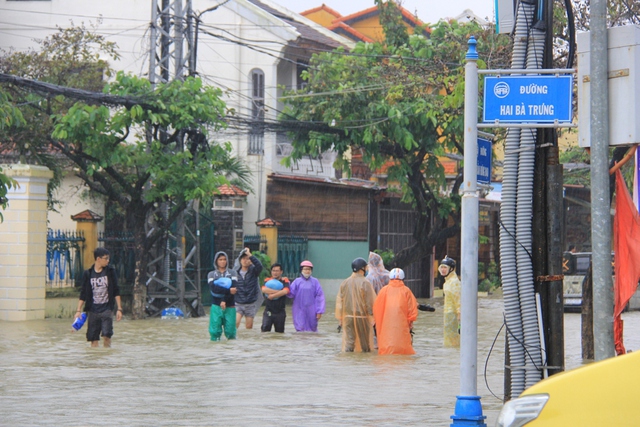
<box><xmin>440</xmin><ymin>256</ymin><xmax>461</xmax><ymax>348</ymax></box>
<box><xmin>335</xmin><ymin>258</ymin><xmax>377</xmax><ymax>352</ymax></box>
<box><xmin>373</xmin><ymin>268</ymin><xmax>418</xmax><ymax>355</ymax></box>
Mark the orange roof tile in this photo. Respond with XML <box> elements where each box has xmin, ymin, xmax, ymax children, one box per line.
<box><xmin>256</xmin><ymin>217</ymin><xmax>282</xmax><ymax>227</ymax></box>
<box><xmin>70</xmin><ymin>209</ymin><xmax>104</xmax><ymax>222</ymax></box>
<box><xmin>216</xmin><ymin>184</ymin><xmax>249</xmax><ymax>197</ymax></box>
<box><xmin>327</xmin><ymin>21</ymin><xmax>375</xmax><ymax>43</ymax></box>
<box><xmin>300</xmin><ymin>3</ymin><xmax>342</xmax><ymax>18</ymax></box>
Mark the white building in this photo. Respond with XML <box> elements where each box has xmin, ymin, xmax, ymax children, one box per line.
<box><xmin>1</xmin><ymin>0</ymin><xmax>353</xmax><ymax>233</ymax></box>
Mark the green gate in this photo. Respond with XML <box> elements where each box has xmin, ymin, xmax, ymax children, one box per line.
<box><xmin>277</xmin><ymin>236</ymin><xmax>308</xmax><ymax>279</ymax></box>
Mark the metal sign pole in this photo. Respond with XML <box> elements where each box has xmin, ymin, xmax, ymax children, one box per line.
<box><xmin>451</xmin><ymin>36</ymin><xmax>486</xmax><ymax>427</ymax></box>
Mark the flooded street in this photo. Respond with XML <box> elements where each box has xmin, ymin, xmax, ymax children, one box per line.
<box><xmin>2</xmin><ymin>296</ymin><xmax>640</xmax><ymax>426</ymax></box>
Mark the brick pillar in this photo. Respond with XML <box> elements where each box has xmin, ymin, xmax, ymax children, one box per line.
<box><xmin>0</xmin><ymin>164</ymin><xmax>53</xmax><ymax>321</ymax></box>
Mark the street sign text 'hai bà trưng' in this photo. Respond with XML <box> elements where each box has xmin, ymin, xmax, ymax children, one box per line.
<box><xmin>483</xmin><ymin>75</ymin><xmax>573</xmax><ymax>123</ymax></box>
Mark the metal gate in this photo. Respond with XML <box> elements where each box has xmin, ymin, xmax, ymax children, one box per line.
<box><xmin>277</xmin><ymin>236</ymin><xmax>308</xmax><ymax>279</ymax></box>
<box><xmin>376</xmin><ymin>198</ymin><xmax>430</xmax><ymax>297</ymax></box>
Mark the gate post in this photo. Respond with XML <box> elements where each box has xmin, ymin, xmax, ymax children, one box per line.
<box><xmin>71</xmin><ymin>209</ymin><xmax>103</xmax><ymax>270</ymax></box>
<box><xmin>0</xmin><ymin>164</ymin><xmax>53</xmax><ymax>321</ymax></box>
<box><xmin>257</xmin><ymin>217</ymin><xmax>280</xmax><ymax>264</ymax></box>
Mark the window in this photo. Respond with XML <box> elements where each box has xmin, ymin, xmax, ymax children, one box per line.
<box><xmin>213</xmin><ymin>199</ymin><xmax>243</xmax><ymax>210</ymax></box>
<box><xmin>249</xmin><ymin>69</ymin><xmax>265</xmax><ymax>155</ymax></box>
<box><xmin>296</xmin><ymin>63</ymin><xmax>308</xmax><ymax>90</ymax></box>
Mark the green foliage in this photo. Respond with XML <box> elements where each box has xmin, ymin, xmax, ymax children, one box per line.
<box><xmin>374</xmin><ymin>248</ymin><xmax>395</xmax><ymax>268</ymax></box>
<box><xmin>478</xmin><ymin>279</ymin><xmax>493</xmax><ymax>292</ymax></box>
<box><xmin>282</xmin><ymin>20</ymin><xmax>511</xmax><ymax>264</ymax></box>
<box><xmin>375</xmin><ymin>0</ymin><xmax>409</xmax><ymax>47</ymax></box>
<box><xmin>251</xmin><ymin>251</ymin><xmax>272</xmax><ymax>283</ymax></box>
<box><xmin>0</xmin><ymin>165</ymin><xmax>19</xmax><ymax>222</ymax></box>
<box><xmin>0</xmin><ymin>92</ymin><xmax>22</xmax><ymax>221</ymax></box>
<box><xmin>0</xmin><ymin>23</ymin><xmax>120</xmax><ymax>211</ymax></box>
<box><xmin>51</xmin><ymin>71</ymin><xmax>250</xmax><ymax>210</ymax></box>
<box><xmin>479</xmin><ymin>261</ymin><xmax>501</xmax><ymax>291</ymax></box>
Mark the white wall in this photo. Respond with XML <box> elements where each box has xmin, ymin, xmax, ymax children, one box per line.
<box><xmin>2</xmin><ymin>0</ymin><xmax>342</xmax><ymax>235</ymax></box>
<box><xmin>48</xmin><ymin>174</ymin><xmax>105</xmax><ymax>233</ymax></box>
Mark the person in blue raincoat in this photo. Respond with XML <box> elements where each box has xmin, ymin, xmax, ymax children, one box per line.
<box><xmin>287</xmin><ymin>260</ymin><xmax>325</xmax><ymax>332</ymax></box>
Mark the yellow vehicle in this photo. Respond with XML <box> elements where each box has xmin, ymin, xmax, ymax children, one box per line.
<box><xmin>496</xmin><ymin>350</ymin><xmax>640</xmax><ymax>426</ymax></box>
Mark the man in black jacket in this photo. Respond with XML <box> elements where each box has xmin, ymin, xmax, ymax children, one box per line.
<box><xmin>74</xmin><ymin>247</ymin><xmax>122</xmax><ymax>348</ymax></box>
<box><xmin>233</xmin><ymin>247</ymin><xmax>263</xmax><ymax>329</ymax></box>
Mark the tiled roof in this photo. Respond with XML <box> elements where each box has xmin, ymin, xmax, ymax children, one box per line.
<box><xmin>256</xmin><ymin>217</ymin><xmax>282</xmax><ymax>227</ymax></box>
<box><xmin>300</xmin><ymin>4</ymin><xmax>342</xmax><ymax>19</ymax></box>
<box><xmin>70</xmin><ymin>209</ymin><xmax>104</xmax><ymax>222</ymax></box>
<box><xmin>216</xmin><ymin>184</ymin><xmax>249</xmax><ymax>197</ymax></box>
<box><xmin>269</xmin><ymin>173</ymin><xmax>383</xmax><ymax>190</ymax></box>
<box><xmin>248</xmin><ymin>0</ymin><xmax>348</xmax><ymax>49</ymax></box>
<box><xmin>304</xmin><ymin>4</ymin><xmax>430</xmax><ymax>43</ymax></box>
<box><xmin>328</xmin><ymin>22</ymin><xmax>375</xmax><ymax>43</ymax></box>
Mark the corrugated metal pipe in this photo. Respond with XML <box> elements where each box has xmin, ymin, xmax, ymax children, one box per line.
<box><xmin>499</xmin><ymin>0</ymin><xmax>536</xmax><ymax>398</ymax></box>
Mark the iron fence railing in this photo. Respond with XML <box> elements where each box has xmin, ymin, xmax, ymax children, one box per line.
<box><xmin>46</xmin><ymin>230</ymin><xmax>84</xmax><ymax>288</ymax></box>
<box><xmin>98</xmin><ymin>231</ymin><xmax>135</xmax><ymax>287</ymax></box>
<box><xmin>277</xmin><ymin>236</ymin><xmax>308</xmax><ymax>279</ymax></box>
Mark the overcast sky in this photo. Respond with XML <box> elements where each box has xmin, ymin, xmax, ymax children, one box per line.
<box><xmin>274</xmin><ymin>0</ymin><xmax>496</xmax><ymax>24</ymax></box>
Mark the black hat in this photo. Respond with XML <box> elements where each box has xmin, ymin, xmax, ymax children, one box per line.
<box><xmin>351</xmin><ymin>257</ymin><xmax>368</xmax><ymax>273</ymax></box>
<box><xmin>440</xmin><ymin>256</ymin><xmax>456</xmax><ymax>271</ymax></box>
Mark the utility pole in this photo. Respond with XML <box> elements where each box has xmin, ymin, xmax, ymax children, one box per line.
<box><xmin>147</xmin><ymin>0</ymin><xmax>203</xmax><ymax>317</ymax></box>
<box><xmin>589</xmin><ymin>0</ymin><xmax>615</xmax><ymax>360</ymax></box>
<box><xmin>533</xmin><ymin>0</ymin><xmax>565</xmax><ymax>377</ymax></box>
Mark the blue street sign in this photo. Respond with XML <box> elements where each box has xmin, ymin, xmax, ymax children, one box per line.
<box><xmin>477</xmin><ymin>138</ymin><xmax>492</xmax><ymax>185</ymax></box>
<box><xmin>483</xmin><ymin>75</ymin><xmax>573</xmax><ymax>123</ymax></box>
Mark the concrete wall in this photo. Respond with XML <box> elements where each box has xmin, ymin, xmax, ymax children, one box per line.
<box><xmin>0</xmin><ymin>165</ymin><xmax>53</xmax><ymax>320</ymax></box>
<box><xmin>308</xmin><ymin>240</ymin><xmax>369</xmax><ymax>296</ymax></box>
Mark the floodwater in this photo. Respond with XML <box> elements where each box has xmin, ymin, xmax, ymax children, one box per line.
<box><xmin>2</xmin><ymin>296</ymin><xmax>640</xmax><ymax>427</ymax></box>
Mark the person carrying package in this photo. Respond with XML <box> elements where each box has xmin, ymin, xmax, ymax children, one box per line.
<box><xmin>75</xmin><ymin>247</ymin><xmax>123</xmax><ymax>348</ymax></box>
<box><xmin>261</xmin><ymin>263</ymin><xmax>290</xmax><ymax>333</ymax></box>
<box><xmin>233</xmin><ymin>247</ymin><xmax>263</xmax><ymax>329</ymax></box>
<box><xmin>335</xmin><ymin>257</ymin><xmax>377</xmax><ymax>352</ymax></box>
<box><xmin>373</xmin><ymin>268</ymin><xmax>418</xmax><ymax>355</ymax></box>
<box><xmin>207</xmin><ymin>251</ymin><xmax>238</xmax><ymax>341</ymax></box>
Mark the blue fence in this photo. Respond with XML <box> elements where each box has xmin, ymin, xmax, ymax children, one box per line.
<box><xmin>46</xmin><ymin>230</ymin><xmax>84</xmax><ymax>288</ymax></box>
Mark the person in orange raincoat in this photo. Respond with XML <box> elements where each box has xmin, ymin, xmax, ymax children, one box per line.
<box><xmin>373</xmin><ymin>268</ymin><xmax>418</xmax><ymax>355</ymax></box>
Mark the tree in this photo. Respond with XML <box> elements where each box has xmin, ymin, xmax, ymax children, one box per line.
<box><xmin>1</xmin><ymin>24</ymin><xmax>250</xmax><ymax>318</ymax></box>
<box><xmin>282</xmin><ymin>9</ymin><xmax>510</xmax><ymax>268</ymax></box>
<box><xmin>49</xmin><ymin>72</ymin><xmax>250</xmax><ymax>318</ymax></box>
<box><xmin>0</xmin><ymin>91</ymin><xmax>23</xmax><ymax>220</ymax></box>
<box><xmin>0</xmin><ymin>23</ymin><xmax>120</xmax><ymax>210</ymax></box>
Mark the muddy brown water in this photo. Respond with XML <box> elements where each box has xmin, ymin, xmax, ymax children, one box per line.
<box><xmin>2</xmin><ymin>296</ymin><xmax>639</xmax><ymax>426</ymax></box>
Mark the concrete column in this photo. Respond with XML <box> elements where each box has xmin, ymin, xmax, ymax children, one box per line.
<box><xmin>71</xmin><ymin>209</ymin><xmax>103</xmax><ymax>270</ymax></box>
<box><xmin>0</xmin><ymin>164</ymin><xmax>53</xmax><ymax>321</ymax></box>
<box><xmin>256</xmin><ymin>217</ymin><xmax>281</xmax><ymax>264</ymax></box>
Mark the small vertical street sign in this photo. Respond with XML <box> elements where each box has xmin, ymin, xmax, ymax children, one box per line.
<box><xmin>477</xmin><ymin>138</ymin><xmax>492</xmax><ymax>185</ymax></box>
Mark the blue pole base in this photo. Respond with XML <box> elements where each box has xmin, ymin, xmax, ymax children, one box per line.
<box><xmin>450</xmin><ymin>395</ymin><xmax>487</xmax><ymax>427</ymax></box>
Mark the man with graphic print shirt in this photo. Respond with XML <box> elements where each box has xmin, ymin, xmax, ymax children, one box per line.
<box><xmin>75</xmin><ymin>247</ymin><xmax>122</xmax><ymax>348</ymax></box>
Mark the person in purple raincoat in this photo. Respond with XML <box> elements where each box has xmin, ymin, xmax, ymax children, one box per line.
<box><xmin>287</xmin><ymin>260</ymin><xmax>325</xmax><ymax>332</ymax></box>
